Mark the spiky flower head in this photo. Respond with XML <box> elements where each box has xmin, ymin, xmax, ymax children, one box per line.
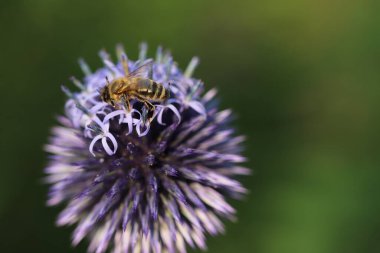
<box><xmin>45</xmin><ymin>44</ymin><xmax>250</xmax><ymax>253</ymax></box>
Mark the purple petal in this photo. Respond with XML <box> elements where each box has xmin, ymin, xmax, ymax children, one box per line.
<box><xmin>188</xmin><ymin>100</ymin><xmax>206</xmax><ymax>117</ymax></box>
<box><xmin>89</xmin><ymin>135</ymin><xmax>102</xmax><ymax>156</ymax></box>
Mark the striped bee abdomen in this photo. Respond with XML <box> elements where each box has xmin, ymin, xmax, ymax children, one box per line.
<box><xmin>135</xmin><ymin>78</ymin><xmax>168</xmax><ymax>101</ymax></box>
<box><xmin>152</xmin><ymin>82</ymin><xmax>166</xmax><ymax>100</ymax></box>
<box><xmin>145</xmin><ymin>81</ymin><xmax>165</xmax><ymax>101</ymax></box>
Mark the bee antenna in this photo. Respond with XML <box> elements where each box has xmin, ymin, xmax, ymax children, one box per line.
<box><xmin>105</xmin><ymin>76</ymin><xmax>110</xmax><ymax>85</ymax></box>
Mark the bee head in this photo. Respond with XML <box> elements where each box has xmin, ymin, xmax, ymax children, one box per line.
<box><xmin>100</xmin><ymin>86</ymin><xmax>115</xmax><ymax>106</ymax></box>
<box><xmin>99</xmin><ymin>76</ymin><xmax>117</xmax><ymax>106</ymax></box>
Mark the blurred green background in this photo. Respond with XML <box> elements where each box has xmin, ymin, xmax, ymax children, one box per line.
<box><xmin>0</xmin><ymin>0</ymin><xmax>379</xmax><ymax>252</ymax></box>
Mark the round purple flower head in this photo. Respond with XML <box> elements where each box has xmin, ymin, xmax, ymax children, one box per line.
<box><xmin>45</xmin><ymin>44</ymin><xmax>250</xmax><ymax>253</ymax></box>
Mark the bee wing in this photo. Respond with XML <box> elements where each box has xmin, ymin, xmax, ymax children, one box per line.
<box><xmin>127</xmin><ymin>59</ymin><xmax>154</xmax><ymax>78</ymax></box>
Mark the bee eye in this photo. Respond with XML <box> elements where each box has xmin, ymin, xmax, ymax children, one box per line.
<box><xmin>100</xmin><ymin>90</ymin><xmax>107</xmax><ymax>102</ymax></box>
<box><xmin>101</xmin><ymin>90</ymin><xmax>111</xmax><ymax>103</ymax></box>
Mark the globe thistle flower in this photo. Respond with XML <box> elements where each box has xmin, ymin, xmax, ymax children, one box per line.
<box><xmin>44</xmin><ymin>43</ymin><xmax>250</xmax><ymax>253</ymax></box>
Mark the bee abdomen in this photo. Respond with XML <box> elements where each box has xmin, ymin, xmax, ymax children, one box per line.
<box><xmin>151</xmin><ymin>82</ymin><xmax>167</xmax><ymax>101</ymax></box>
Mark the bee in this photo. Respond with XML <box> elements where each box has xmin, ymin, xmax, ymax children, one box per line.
<box><xmin>100</xmin><ymin>57</ymin><xmax>170</xmax><ymax>120</ymax></box>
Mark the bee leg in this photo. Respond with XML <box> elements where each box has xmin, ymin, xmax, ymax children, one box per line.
<box><xmin>121</xmin><ymin>95</ymin><xmax>131</xmax><ymax>112</ymax></box>
<box><xmin>125</xmin><ymin>98</ymin><xmax>131</xmax><ymax>112</ymax></box>
<box><xmin>145</xmin><ymin>100</ymin><xmax>155</xmax><ymax>111</ymax></box>
<box><xmin>132</xmin><ymin>93</ymin><xmax>156</xmax><ymax>121</ymax></box>
<box><xmin>109</xmin><ymin>100</ymin><xmax>121</xmax><ymax>110</ymax></box>
<box><xmin>143</xmin><ymin>101</ymin><xmax>156</xmax><ymax>122</ymax></box>
<box><xmin>167</xmin><ymin>82</ymin><xmax>172</xmax><ymax>100</ymax></box>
